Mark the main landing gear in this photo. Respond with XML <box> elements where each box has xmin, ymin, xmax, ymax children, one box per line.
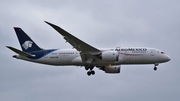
<box><xmin>85</xmin><ymin>65</ymin><xmax>95</xmax><ymax>76</ymax></box>
<box><xmin>154</xmin><ymin>63</ymin><xmax>159</xmax><ymax>71</ymax></box>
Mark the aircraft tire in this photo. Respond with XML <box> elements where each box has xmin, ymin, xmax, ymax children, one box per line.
<box><xmin>85</xmin><ymin>66</ymin><xmax>89</xmax><ymax>70</ymax></box>
<box><xmin>87</xmin><ymin>71</ymin><xmax>91</xmax><ymax>76</ymax></box>
<box><xmin>91</xmin><ymin>70</ymin><xmax>95</xmax><ymax>75</ymax></box>
<box><xmin>154</xmin><ymin>67</ymin><xmax>157</xmax><ymax>71</ymax></box>
<box><xmin>90</xmin><ymin>65</ymin><xmax>94</xmax><ymax>70</ymax></box>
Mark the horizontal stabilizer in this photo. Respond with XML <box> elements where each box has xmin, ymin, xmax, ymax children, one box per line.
<box><xmin>6</xmin><ymin>46</ymin><xmax>35</xmax><ymax>57</ymax></box>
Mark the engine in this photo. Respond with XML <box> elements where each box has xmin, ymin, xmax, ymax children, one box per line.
<box><xmin>101</xmin><ymin>51</ymin><xmax>119</xmax><ymax>62</ymax></box>
<box><xmin>99</xmin><ymin>65</ymin><xmax>121</xmax><ymax>73</ymax></box>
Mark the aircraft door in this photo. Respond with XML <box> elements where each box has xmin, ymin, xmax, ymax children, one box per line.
<box><xmin>151</xmin><ymin>49</ymin><xmax>155</xmax><ymax>56</ymax></box>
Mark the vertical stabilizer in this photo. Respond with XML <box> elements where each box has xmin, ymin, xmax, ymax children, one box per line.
<box><xmin>14</xmin><ymin>27</ymin><xmax>42</xmax><ymax>52</ymax></box>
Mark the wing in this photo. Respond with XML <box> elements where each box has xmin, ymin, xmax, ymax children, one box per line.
<box><xmin>45</xmin><ymin>21</ymin><xmax>102</xmax><ymax>62</ymax></box>
<box><xmin>45</xmin><ymin>21</ymin><xmax>101</xmax><ymax>54</ymax></box>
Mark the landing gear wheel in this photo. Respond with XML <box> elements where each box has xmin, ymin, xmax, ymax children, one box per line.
<box><xmin>85</xmin><ymin>66</ymin><xmax>89</xmax><ymax>70</ymax></box>
<box><xmin>85</xmin><ymin>65</ymin><xmax>94</xmax><ymax>70</ymax></box>
<box><xmin>87</xmin><ymin>70</ymin><xmax>95</xmax><ymax>76</ymax></box>
<box><xmin>87</xmin><ymin>71</ymin><xmax>91</xmax><ymax>76</ymax></box>
<box><xmin>154</xmin><ymin>67</ymin><xmax>157</xmax><ymax>71</ymax></box>
<box><xmin>90</xmin><ymin>65</ymin><xmax>94</xmax><ymax>70</ymax></box>
<box><xmin>91</xmin><ymin>70</ymin><xmax>95</xmax><ymax>75</ymax></box>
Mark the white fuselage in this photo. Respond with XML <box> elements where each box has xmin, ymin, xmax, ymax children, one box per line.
<box><xmin>9</xmin><ymin>23</ymin><xmax>171</xmax><ymax>75</ymax></box>
<box><xmin>15</xmin><ymin>47</ymin><xmax>170</xmax><ymax>66</ymax></box>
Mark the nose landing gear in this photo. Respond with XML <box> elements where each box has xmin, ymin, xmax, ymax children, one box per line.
<box><xmin>154</xmin><ymin>63</ymin><xmax>159</xmax><ymax>71</ymax></box>
<box><xmin>154</xmin><ymin>66</ymin><xmax>157</xmax><ymax>71</ymax></box>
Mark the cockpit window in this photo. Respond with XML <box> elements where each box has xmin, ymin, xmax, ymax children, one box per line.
<box><xmin>161</xmin><ymin>52</ymin><xmax>165</xmax><ymax>54</ymax></box>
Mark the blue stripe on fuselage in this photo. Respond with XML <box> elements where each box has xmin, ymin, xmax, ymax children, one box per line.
<box><xmin>27</xmin><ymin>49</ymin><xmax>58</xmax><ymax>60</ymax></box>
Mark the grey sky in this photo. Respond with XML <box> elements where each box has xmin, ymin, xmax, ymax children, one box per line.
<box><xmin>0</xmin><ymin>0</ymin><xmax>179</xmax><ymax>101</ymax></box>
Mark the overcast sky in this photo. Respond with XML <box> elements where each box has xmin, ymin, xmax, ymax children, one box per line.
<box><xmin>0</xmin><ymin>0</ymin><xmax>180</xmax><ymax>101</ymax></box>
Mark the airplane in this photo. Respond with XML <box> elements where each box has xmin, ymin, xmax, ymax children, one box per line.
<box><xmin>6</xmin><ymin>21</ymin><xmax>170</xmax><ymax>76</ymax></box>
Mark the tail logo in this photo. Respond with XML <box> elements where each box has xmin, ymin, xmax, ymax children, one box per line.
<box><xmin>22</xmin><ymin>41</ymin><xmax>33</xmax><ymax>50</ymax></box>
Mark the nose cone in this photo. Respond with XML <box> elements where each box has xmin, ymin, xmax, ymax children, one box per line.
<box><xmin>159</xmin><ymin>54</ymin><xmax>170</xmax><ymax>63</ymax></box>
<box><xmin>162</xmin><ymin>55</ymin><xmax>171</xmax><ymax>62</ymax></box>
<box><xmin>166</xmin><ymin>55</ymin><xmax>171</xmax><ymax>62</ymax></box>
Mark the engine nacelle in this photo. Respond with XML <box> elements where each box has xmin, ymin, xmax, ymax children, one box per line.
<box><xmin>100</xmin><ymin>65</ymin><xmax>121</xmax><ymax>73</ymax></box>
<box><xmin>101</xmin><ymin>51</ymin><xmax>119</xmax><ymax>62</ymax></box>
